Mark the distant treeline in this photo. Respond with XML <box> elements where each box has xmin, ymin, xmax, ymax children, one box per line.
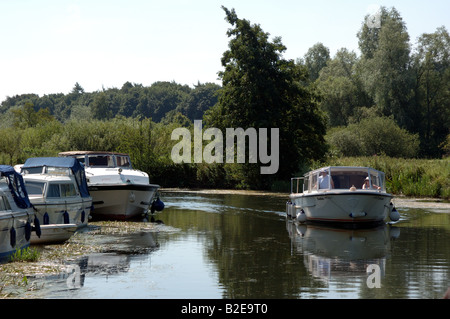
<box><xmin>0</xmin><ymin>81</ymin><xmax>221</xmax><ymax>124</ymax></box>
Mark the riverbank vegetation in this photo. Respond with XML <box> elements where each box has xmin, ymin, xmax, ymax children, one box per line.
<box><xmin>0</xmin><ymin>6</ymin><xmax>448</xmax><ymax>199</ymax></box>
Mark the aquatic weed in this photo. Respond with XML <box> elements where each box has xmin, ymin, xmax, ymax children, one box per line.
<box><xmin>9</xmin><ymin>247</ymin><xmax>40</xmax><ymax>263</ymax></box>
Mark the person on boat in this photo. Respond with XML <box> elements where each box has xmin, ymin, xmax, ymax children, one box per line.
<box><xmin>362</xmin><ymin>177</ymin><xmax>380</xmax><ymax>190</ymax></box>
<box><xmin>318</xmin><ymin>169</ymin><xmax>334</xmax><ymax>189</ymax></box>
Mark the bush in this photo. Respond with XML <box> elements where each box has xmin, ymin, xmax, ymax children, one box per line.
<box><xmin>326</xmin><ymin>116</ymin><xmax>419</xmax><ymax>157</ymax></box>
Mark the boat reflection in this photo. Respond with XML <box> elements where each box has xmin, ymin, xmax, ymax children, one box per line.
<box><xmin>286</xmin><ymin>218</ymin><xmax>400</xmax><ymax>285</ymax></box>
<box><xmin>25</xmin><ymin>231</ymin><xmax>159</xmax><ymax>295</ymax></box>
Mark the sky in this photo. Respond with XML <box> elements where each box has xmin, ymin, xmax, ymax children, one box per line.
<box><xmin>0</xmin><ymin>0</ymin><xmax>448</xmax><ymax>102</ymax></box>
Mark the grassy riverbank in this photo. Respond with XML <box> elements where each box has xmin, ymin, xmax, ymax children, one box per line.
<box><xmin>314</xmin><ymin>156</ymin><xmax>449</xmax><ymax>200</ymax></box>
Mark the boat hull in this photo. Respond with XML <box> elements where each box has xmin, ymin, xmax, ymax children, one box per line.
<box><xmin>0</xmin><ymin>212</ymin><xmax>31</xmax><ymax>262</ymax></box>
<box><xmin>89</xmin><ymin>184</ymin><xmax>159</xmax><ymax>220</ymax></box>
<box><xmin>30</xmin><ymin>223</ymin><xmax>77</xmax><ymax>244</ymax></box>
<box><xmin>289</xmin><ymin>191</ymin><xmax>392</xmax><ymax>226</ymax></box>
<box><xmin>31</xmin><ymin>198</ymin><xmax>92</xmax><ymax>229</ymax></box>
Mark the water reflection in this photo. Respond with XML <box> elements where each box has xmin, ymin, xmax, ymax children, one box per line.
<box><xmin>286</xmin><ymin>221</ymin><xmax>397</xmax><ymax>288</ymax></box>
<box><xmin>23</xmin><ymin>230</ymin><xmax>159</xmax><ymax>298</ymax></box>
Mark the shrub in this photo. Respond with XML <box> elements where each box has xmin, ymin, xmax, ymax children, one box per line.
<box><xmin>326</xmin><ymin>116</ymin><xmax>419</xmax><ymax>157</ymax></box>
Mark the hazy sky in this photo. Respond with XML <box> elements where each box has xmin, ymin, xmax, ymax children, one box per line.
<box><xmin>0</xmin><ymin>0</ymin><xmax>448</xmax><ymax>102</ymax></box>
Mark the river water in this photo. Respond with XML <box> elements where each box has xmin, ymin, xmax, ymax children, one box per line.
<box><xmin>9</xmin><ymin>190</ymin><xmax>450</xmax><ymax>299</ymax></box>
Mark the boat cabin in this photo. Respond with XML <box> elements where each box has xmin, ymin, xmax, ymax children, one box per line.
<box><xmin>291</xmin><ymin>166</ymin><xmax>387</xmax><ymax>194</ymax></box>
<box><xmin>20</xmin><ymin>157</ymin><xmax>91</xmax><ymax>199</ymax></box>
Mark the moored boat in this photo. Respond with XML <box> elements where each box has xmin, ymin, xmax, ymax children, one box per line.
<box><xmin>287</xmin><ymin>166</ymin><xmax>399</xmax><ymax>226</ymax></box>
<box><xmin>0</xmin><ymin>165</ymin><xmax>39</xmax><ymax>262</ymax></box>
<box><xmin>19</xmin><ymin>157</ymin><xmax>92</xmax><ymax>244</ymax></box>
<box><xmin>59</xmin><ymin>151</ymin><xmax>163</xmax><ymax>220</ymax></box>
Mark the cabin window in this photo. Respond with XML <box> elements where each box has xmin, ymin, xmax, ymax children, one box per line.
<box><xmin>47</xmin><ymin>184</ymin><xmax>61</xmax><ymax>198</ymax></box>
<box><xmin>88</xmin><ymin>155</ymin><xmax>114</xmax><ymax>167</ymax></box>
<box><xmin>311</xmin><ymin>174</ymin><xmax>318</xmax><ymax>191</ymax></box>
<box><xmin>61</xmin><ymin>183</ymin><xmax>77</xmax><ymax>197</ymax></box>
<box><xmin>116</xmin><ymin>156</ymin><xmax>131</xmax><ymax>168</ymax></box>
<box><xmin>329</xmin><ymin>171</ymin><xmax>367</xmax><ymax>189</ymax></box>
<box><xmin>0</xmin><ymin>195</ymin><xmax>11</xmax><ymax>211</ymax></box>
<box><xmin>303</xmin><ymin>176</ymin><xmax>310</xmax><ymax>192</ymax></box>
<box><xmin>25</xmin><ymin>181</ymin><xmax>45</xmax><ymax>196</ymax></box>
<box><xmin>46</xmin><ymin>183</ymin><xmax>77</xmax><ymax>198</ymax></box>
<box><xmin>46</xmin><ymin>167</ymin><xmax>71</xmax><ymax>175</ymax></box>
<box><xmin>22</xmin><ymin>167</ymin><xmax>44</xmax><ymax>174</ymax></box>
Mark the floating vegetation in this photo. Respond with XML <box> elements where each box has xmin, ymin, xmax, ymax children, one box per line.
<box><xmin>90</xmin><ymin>220</ymin><xmax>158</xmax><ymax>235</ymax></box>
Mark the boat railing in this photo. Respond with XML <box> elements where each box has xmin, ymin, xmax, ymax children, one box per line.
<box><xmin>290</xmin><ymin>177</ymin><xmax>304</xmax><ymax>194</ymax></box>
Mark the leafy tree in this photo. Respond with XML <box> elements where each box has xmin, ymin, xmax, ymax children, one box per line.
<box><xmin>11</xmin><ymin>102</ymin><xmax>55</xmax><ymax>129</ymax></box>
<box><xmin>91</xmin><ymin>92</ymin><xmax>112</xmax><ymax>120</ymax></box>
<box><xmin>71</xmin><ymin>82</ymin><xmax>85</xmax><ymax>95</ymax></box>
<box><xmin>0</xmin><ymin>127</ymin><xmax>22</xmax><ymax>164</ymax></box>
<box><xmin>147</xmin><ymin>81</ymin><xmax>190</xmax><ymax>122</ymax></box>
<box><xmin>178</xmin><ymin>82</ymin><xmax>221</xmax><ymax>121</ymax></box>
<box><xmin>412</xmin><ymin>26</ymin><xmax>450</xmax><ymax>157</ymax></box>
<box><xmin>301</xmin><ymin>42</ymin><xmax>330</xmax><ymax>81</ymax></box>
<box><xmin>358</xmin><ymin>7</ymin><xmax>412</xmax><ymax>127</ymax></box>
<box><xmin>316</xmin><ymin>48</ymin><xmax>371</xmax><ymax>126</ymax></box>
<box><xmin>205</xmin><ymin>7</ymin><xmax>327</xmax><ymax>188</ymax></box>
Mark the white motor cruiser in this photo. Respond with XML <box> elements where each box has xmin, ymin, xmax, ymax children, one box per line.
<box><xmin>0</xmin><ymin>165</ymin><xmax>39</xmax><ymax>261</ymax></box>
<box><xmin>20</xmin><ymin>157</ymin><xmax>92</xmax><ymax>244</ymax></box>
<box><xmin>59</xmin><ymin>151</ymin><xmax>163</xmax><ymax>220</ymax></box>
<box><xmin>287</xmin><ymin>166</ymin><xmax>400</xmax><ymax>226</ymax></box>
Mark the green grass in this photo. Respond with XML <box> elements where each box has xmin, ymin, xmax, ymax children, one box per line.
<box><xmin>9</xmin><ymin>247</ymin><xmax>41</xmax><ymax>263</ymax></box>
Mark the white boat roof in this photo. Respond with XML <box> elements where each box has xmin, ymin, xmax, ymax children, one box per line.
<box><xmin>22</xmin><ymin>174</ymin><xmax>73</xmax><ymax>182</ymax></box>
<box><xmin>59</xmin><ymin>151</ymin><xmax>130</xmax><ymax>156</ymax></box>
<box><xmin>305</xmin><ymin>166</ymin><xmax>384</xmax><ymax>176</ymax></box>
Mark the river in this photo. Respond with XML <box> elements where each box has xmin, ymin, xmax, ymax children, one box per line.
<box><xmin>3</xmin><ymin>189</ymin><xmax>450</xmax><ymax>299</ymax></box>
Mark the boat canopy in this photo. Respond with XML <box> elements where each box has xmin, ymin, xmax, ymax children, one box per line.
<box><xmin>0</xmin><ymin>165</ymin><xmax>32</xmax><ymax>208</ymax></box>
<box><xmin>291</xmin><ymin>166</ymin><xmax>387</xmax><ymax>194</ymax></box>
<box><xmin>22</xmin><ymin>157</ymin><xmax>90</xmax><ymax>198</ymax></box>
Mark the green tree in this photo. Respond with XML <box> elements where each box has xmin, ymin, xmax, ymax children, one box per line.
<box><xmin>301</xmin><ymin>42</ymin><xmax>331</xmax><ymax>81</ymax></box>
<box><xmin>412</xmin><ymin>26</ymin><xmax>450</xmax><ymax>157</ymax></box>
<box><xmin>178</xmin><ymin>82</ymin><xmax>221</xmax><ymax>121</ymax></box>
<box><xmin>316</xmin><ymin>48</ymin><xmax>371</xmax><ymax>126</ymax></box>
<box><xmin>358</xmin><ymin>7</ymin><xmax>413</xmax><ymax>127</ymax></box>
<box><xmin>205</xmin><ymin>7</ymin><xmax>327</xmax><ymax>188</ymax></box>
<box><xmin>91</xmin><ymin>92</ymin><xmax>112</xmax><ymax>120</ymax></box>
<box><xmin>11</xmin><ymin>102</ymin><xmax>55</xmax><ymax>129</ymax></box>
<box><xmin>0</xmin><ymin>127</ymin><xmax>22</xmax><ymax>164</ymax></box>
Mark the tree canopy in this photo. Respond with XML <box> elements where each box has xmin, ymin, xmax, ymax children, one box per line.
<box><xmin>204</xmin><ymin>7</ymin><xmax>327</xmax><ymax>188</ymax></box>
